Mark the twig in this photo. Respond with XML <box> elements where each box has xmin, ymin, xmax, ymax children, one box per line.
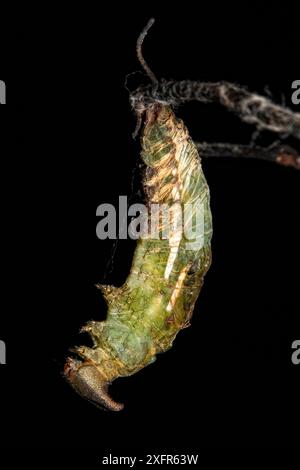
<box><xmin>196</xmin><ymin>142</ymin><xmax>300</xmax><ymax>170</ymax></box>
<box><xmin>132</xmin><ymin>18</ymin><xmax>158</xmax><ymax>139</ymax></box>
<box><xmin>131</xmin><ymin>19</ymin><xmax>300</xmax><ymax>171</ymax></box>
<box><xmin>136</xmin><ymin>18</ymin><xmax>158</xmax><ymax>84</ymax></box>
<box><xmin>131</xmin><ymin>80</ymin><xmax>300</xmax><ymax>140</ymax></box>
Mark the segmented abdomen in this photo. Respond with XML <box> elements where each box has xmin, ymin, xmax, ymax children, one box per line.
<box><xmin>64</xmin><ymin>104</ymin><xmax>212</xmax><ymax>411</ymax></box>
<box><xmin>130</xmin><ymin>104</ymin><xmax>212</xmax><ymax>348</ymax></box>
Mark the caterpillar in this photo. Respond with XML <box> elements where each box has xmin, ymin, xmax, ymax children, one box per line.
<box><xmin>64</xmin><ymin>103</ymin><xmax>213</xmax><ymax>411</ymax></box>
<box><xmin>64</xmin><ymin>19</ymin><xmax>213</xmax><ymax>411</ymax></box>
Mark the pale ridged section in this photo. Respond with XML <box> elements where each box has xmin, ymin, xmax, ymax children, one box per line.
<box><xmin>143</xmin><ymin>106</ymin><xmax>210</xmax><ymax>283</ymax></box>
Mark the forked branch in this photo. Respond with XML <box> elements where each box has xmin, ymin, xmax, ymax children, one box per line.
<box><xmin>131</xmin><ymin>19</ymin><xmax>300</xmax><ymax>170</ymax></box>
<box><xmin>131</xmin><ymin>80</ymin><xmax>300</xmax><ymax>141</ymax></box>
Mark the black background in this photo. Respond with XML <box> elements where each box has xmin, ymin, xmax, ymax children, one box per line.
<box><xmin>0</xmin><ymin>1</ymin><xmax>299</xmax><ymax>456</ymax></box>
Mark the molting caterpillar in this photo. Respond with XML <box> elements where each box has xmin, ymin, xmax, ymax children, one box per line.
<box><xmin>64</xmin><ymin>19</ymin><xmax>213</xmax><ymax>411</ymax></box>
<box><xmin>64</xmin><ymin>103</ymin><xmax>213</xmax><ymax>411</ymax></box>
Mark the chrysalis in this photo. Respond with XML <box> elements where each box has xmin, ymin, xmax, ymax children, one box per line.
<box><xmin>64</xmin><ymin>103</ymin><xmax>213</xmax><ymax>410</ymax></box>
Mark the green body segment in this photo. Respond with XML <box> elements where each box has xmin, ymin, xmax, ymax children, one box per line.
<box><xmin>65</xmin><ymin>104</ymin><xmax>212</xmax><ymax>410</ymax></box>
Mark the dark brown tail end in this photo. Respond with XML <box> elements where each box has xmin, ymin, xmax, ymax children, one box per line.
<box><xmin>64</xmin><ymin>358</ymin><xmax>124</xmax><ymax>412</ymax></box>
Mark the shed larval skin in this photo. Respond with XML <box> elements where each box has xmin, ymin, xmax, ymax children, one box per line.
<box><xmin>64</xmin><ymin>104</ymin><xmax>213</xmax><ymax>411</ymax></box>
